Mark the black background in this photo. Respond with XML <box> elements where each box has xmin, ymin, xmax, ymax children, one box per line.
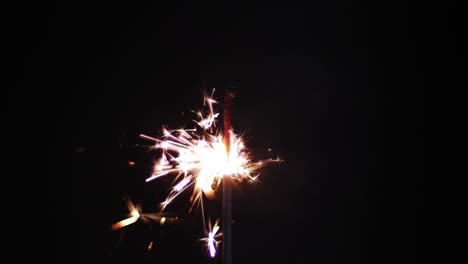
<box><xmin>12</xmin><ymin>1</ymin><xmax>427</xmax><ymax>263</ymax></box>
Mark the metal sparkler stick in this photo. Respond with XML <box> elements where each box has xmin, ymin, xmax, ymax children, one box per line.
<box><xmin>223</xmin><ymin>88</ymin><xmax>236</xmax><ymax>264</ymax></box>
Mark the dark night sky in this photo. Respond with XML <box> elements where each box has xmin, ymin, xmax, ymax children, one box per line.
<box><xmin>12</xmin><ymin>1</ymin><xmax>427</xmax><ymax>264</ymax></box>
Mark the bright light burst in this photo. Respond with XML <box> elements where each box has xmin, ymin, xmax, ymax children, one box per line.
<box><xmin>139</xmin><ymin>89</ymin><xmax>281</xmax><ymax>213</ymax></box>
<box><xmin>112</xmin><ymin>88</ymin><xmax>281</xmax><ymax>258</ymax></box>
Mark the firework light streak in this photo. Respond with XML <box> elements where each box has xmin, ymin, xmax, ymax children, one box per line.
<box><xmin>112</xmin><ymin>88</ymin><xmax>281</xmax><ymax>258</ymax></box>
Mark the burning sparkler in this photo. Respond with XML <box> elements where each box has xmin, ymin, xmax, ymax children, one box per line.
<box><xmin>112</xmin><ymin>88</ymin><xmax>281</xmax><ymax>259</ymax></box>
<box><xmin>139</xmin><ymin>89</ymin><xmax>280</xmax><ymax>213</ymax></box>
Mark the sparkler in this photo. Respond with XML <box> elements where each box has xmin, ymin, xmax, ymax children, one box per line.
<box><xmin>112</xmin><ymin>88</ymin><xmax>281</xmax><ymax>260</ymax></box>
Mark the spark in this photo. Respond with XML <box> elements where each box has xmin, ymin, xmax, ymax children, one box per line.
<box><xmin>111</xmin><ymin>199</ymin><xmax>140</xmax><ymax>230</ymax></box>
<box><xmin>111</xmin><ymin>199</ymin><xmax>182</xmax><ymax>230</ymax></box>
<box><xmin>111</xmin><ymin>209</ymin><xmax>140</xmax><ymax>230</ymax></box>
<box><xmin>147</xmin><ymin>241</ymin><xmax>154</xmax><ymax>252</ymax></box>
<box><xmin>208</xmin><ymin>225</ymin><xmax>220</xmax><ymax>258</ymax></box>
<box><xmin>198</xmin><ymin>218</ymin><xmax>222</xmax><ymax>258</ymax></box>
